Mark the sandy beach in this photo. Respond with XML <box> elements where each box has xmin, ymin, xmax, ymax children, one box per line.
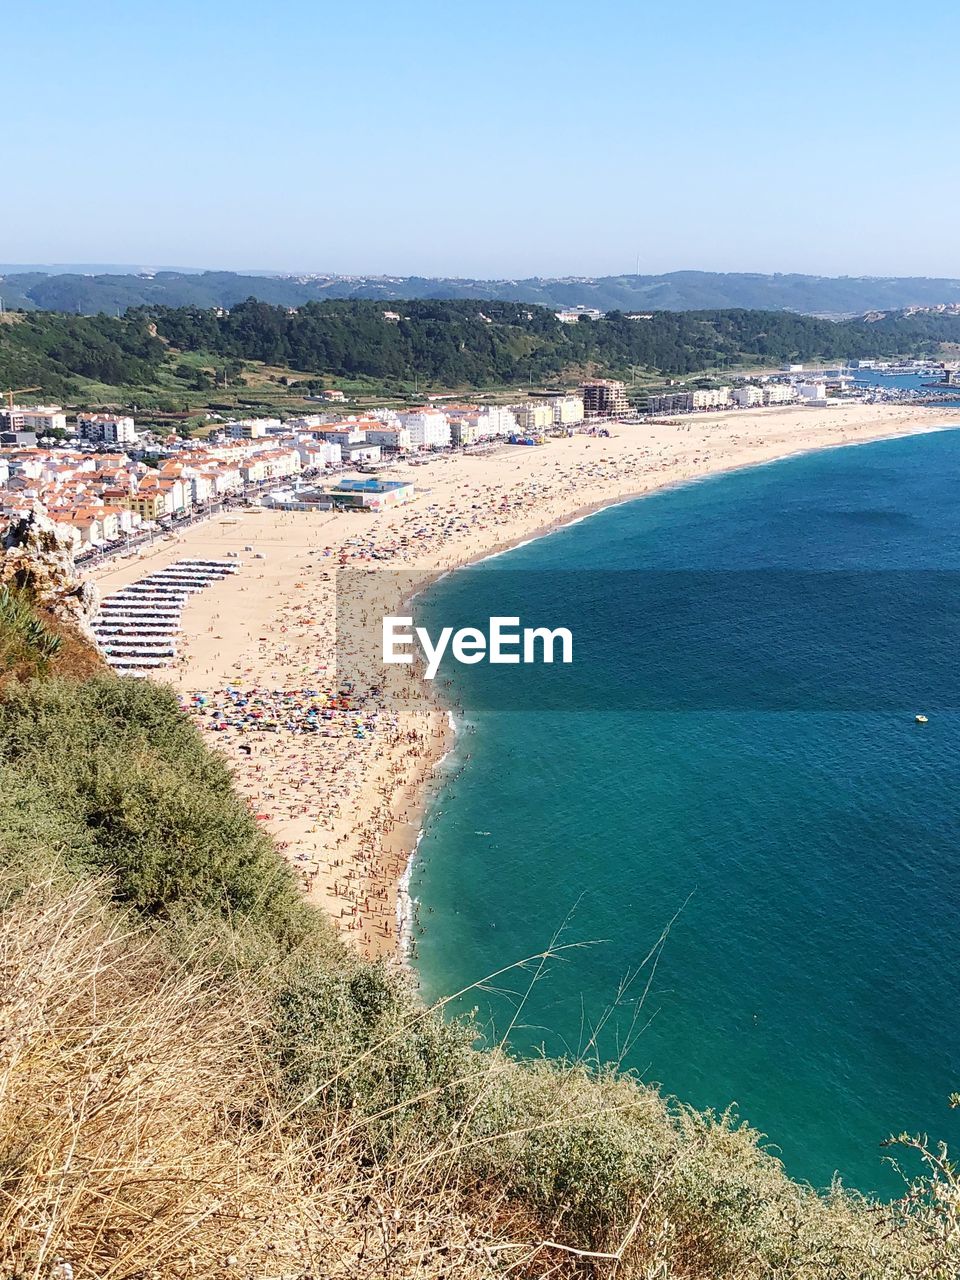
<box><xmin>89</xmin><ymin>402</ymin><xmax>960</xmax><ymax>960</ymax></box>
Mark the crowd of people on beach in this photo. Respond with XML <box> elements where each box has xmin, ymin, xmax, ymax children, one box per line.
<box><xmin>157</xmin><ymin>408</ymin><xmax>896</xmax><ymax>957</ymax></box>
<box><xmin>169</xmin><ymin>430</ymin><xmax>735</xmax><ymax>954</ymax></box>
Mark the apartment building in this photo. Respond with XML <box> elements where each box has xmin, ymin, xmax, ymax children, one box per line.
<box><xmin>515</xmin><ymin>403</ymin><xmax>554</xmax><ymax>434</ymax></box>
<box><xmin>691</xmin><ymin>387</ymin><xmax>731</xmax><ymax>410</ymax></box>
<box><xmin>763</xmin><ymin>384</ymin><xmax>797</xmax><ymax>405</ymax></box>
<box><xmin>227</xmin><ymin>420</ymin><xmax>268</xmax><ymax>440</ymax></box>
<box><xmin>296</xmin><ymin>440</ymin><xmax>341</xmax><ymax>469</ymax></box>
<box><xmin>797</xmin><ymin>382</ymin><xmax>828</xmax><ymax>401</ymax></box>
<box><xmin>646</xmin><ymin>391</ymin><xmax>694</xmax><ymax>415</ymax></box>
<box><xmin>77</xmin><ymin>414</ymin><xmax>138</xmax><ymax>445</ymax></box>
<box><xmin>553</xmin><ymin>395</ymin><xmax>585</xmax><ymax>427</ymax></box>
<box><xmin>0</xmin><ymin>405</ymin><xmax>67</xmax><ymax>434</ymax></box>
<box><xmin>362</xmin><ymin>425</ymin><xmax>412</xmax><ymax>452</ymax></box>
<box><xmin>732</xmin><ymin>385</ymin><xmax>763</xmax><ymax>408</ymax></box>
<box><xmin>582</xmin><ymin>380</ymin><xmax>630</xmax><ymax>417</ymax></box>
<box><xmin>449</xmin><ymin>417</ymin><xmax>481</xmax><ymax>447</ymax></box>
<box><xmin>319</xmin><ymin>425</ymin><xmax>366</xmax><ymax>447</ymax></box>
<box><xmin>396</xmin><ymin>410</ymin><xmax>451</xmax><ymax>449</ymax></box>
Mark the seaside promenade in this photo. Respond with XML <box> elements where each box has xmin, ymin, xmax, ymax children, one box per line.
<box><xmin>89</xmin><ymin>401</ymin><xmax>960</xmax><ymax>960</ymax></box>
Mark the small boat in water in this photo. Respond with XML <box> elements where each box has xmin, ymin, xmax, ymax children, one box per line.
<box><xmin>915</xmin><ymin>714</ymin><xmax>929</xmax><ymax>724</ymax></box>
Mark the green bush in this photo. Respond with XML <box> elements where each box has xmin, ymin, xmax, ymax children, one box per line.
<box><xmin>0</xmin><ymin>674</ymin><xmax>316</xmax><ymax>948</ymax></box>
<box><xmin>0</xmin><ymin>586</ymin><xmax>62</xmax><ymax>675</ymax></box>
<box><xmin>272</xmin><ymin>955</ymin><xmax>478</xmax><ymax>1156</ymax></box>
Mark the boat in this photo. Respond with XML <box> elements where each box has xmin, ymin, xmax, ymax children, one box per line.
<box><xmin>915</xmin><ymin>714</ymin><xmax>928</xmax><ymax>724</ymax></box>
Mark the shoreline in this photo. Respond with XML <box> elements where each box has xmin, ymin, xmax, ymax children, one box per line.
<box><xmin>87</xmin><ymin>403</ymin><xmax>960</xmax><ymax>962</ymax></box>
<box><xmin>386</xmin><ymin>415</ymin><xmax>960</xmax><ymax>963</ymax></box>
<box><xmin>395</xmin><ymin>706</ymin><xmax>458</xmax><ymax>956</ymax></box>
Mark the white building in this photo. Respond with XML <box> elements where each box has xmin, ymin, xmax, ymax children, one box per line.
<box><xmin>76</xmin><ymin>414</ymin><xmax>137</xmax><ymax>445</ymax></box>
<box><xmin>227</xmin><ymin>420</ymin><xmax>267</xmax><ymax>440</ymax></box>
<box><xmin>340</xmin><ymin>441</ymin><xmax>383</xmax><ymax>465</ymax></box>
<box><xmin>449</xmin><ymin>406</ymin><xmax>517</xmax><ymax>441</ymax></box>
<box><xmin>369</xmin><ymin>408</ymin><xmax>402</xmax><ymax>428</ymax></box>
<box><xmin>244</xmin><ymin>448</ymin><xmax>300</xmax><ymax>482</ymax></box>
<box><xmin>553</xmin><ymin>395</ymin><xmax>585</xmax><ymax>427</ymax></box>
<box><xmin>556</xmin><ymin>307</ymin><xmax>603</xmax><ymax>323</ymax></box>
<box><xmin>200</xmin><ymin>464</ymin><xmax>244</xmax><ymax>496</ymax></box>
<box><xmin>397</xmin><ymin>410</ymin><xmax>451</xmax><ymax>449</ymax></box>
<box><xmin>319</xmin><ymin>425</ymin><xmax>365</xmax><ymax>447</ymax></box>
<box><xmin>762</xmin><ymin>384</ymin><xmax>797</xmax><ymax>406</ymax></box>
<box><xmin>185</xmin><ymin>470</ymin><xmax>215</xmax><ymax>505</ymax></box>
<box><xmin>515</xmin><ymin>403</ymin><xmax>554</xmax><ymax>434</ymax></box>
<box><xmin>1</xmin><ymin>405</ymin><xmax>67</xmax><ymax>434</ymax></box>
<box><xmin>797</xmin><ymin>382</ymin><xmax>828</xmax><ymax>401</ymax></box>
<box><xmin>732</xmin><ymin>385</ymin><xmax>763</xmax><ymax>408</ymax></box>
<box><xmin>296</xmin><ymin>440</ymin><xmax>341</xmax><ymax>469</ymax></box>
<box><xmin>5</xmin><ymin>454</ymin><xmax>47</xmax><ymax>480</ymax></box>
<box><xmin>475</xmin><ymin>406</ymin><xmax>517</xmax><ymax>438</ymax></box>
<box><xmin>691</xmin><ymin>387</ymin><xmax>731</xmax><ymax>410</ymax></box>
<box><xmin>284</xmin><ymin>413</ymin><xmax>328</xmax><ymax>429</ymax></box>
<box><xmin>450</xmin><ymin>417</ymin><xmax>481</xmax><ymax>447</ymax></box>
<box><xmin>363</xmin><ymin>425</ymin><xmax>412</xmax><ymax>452</ymax></box>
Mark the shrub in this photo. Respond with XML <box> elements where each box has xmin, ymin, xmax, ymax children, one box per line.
<box><xmin>0</xmin><ymin>585</ymin><xmax>62</xmax><ymax>676</ymax></box>
<box><xmin>0</xmin><ymin>674</ymin><xmax>318</xmax><ymax>947</ymax></box>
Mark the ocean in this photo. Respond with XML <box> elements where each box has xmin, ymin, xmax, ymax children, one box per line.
<box><xmin>410</xmin><ymin>419</ymin><xmax>960</xmax><ymax>1196</ymax></box>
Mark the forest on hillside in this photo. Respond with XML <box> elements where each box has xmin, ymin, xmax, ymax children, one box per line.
<box><xmin>3</xmin><ymin>298</ymin><xmax>960</xmax><ymax>400</ymax></box>
<box><xmin>121</xmin><ymin>300</ymin><xmax>960</xmax><ymax>381</ymax></box>
<box><xmin>0</xmin><ymin>312</ymin><xmax>164</xmax><ymax>400</ymax></box>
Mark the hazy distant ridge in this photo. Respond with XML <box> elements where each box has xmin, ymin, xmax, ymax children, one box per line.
<box><xmin>6</xmin><ymin>268</ymin><xmax>960</xmax><ymax>316</ymax></box>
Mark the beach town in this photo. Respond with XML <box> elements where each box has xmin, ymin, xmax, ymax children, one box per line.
<box><xmin>10</xmin><ymin>392</ymin><xmax>936</xmax><ymax>962</ymax></box>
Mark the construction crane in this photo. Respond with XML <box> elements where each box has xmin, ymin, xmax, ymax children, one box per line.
<box><xmin>4</xmin><ymin>387</ymin><xmax>41</xmax><ymax>410</ymax></box>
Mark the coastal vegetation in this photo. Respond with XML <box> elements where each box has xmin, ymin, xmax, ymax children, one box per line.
<box><xmin>1</xmin><ymin>590</ymin><xmax>960</xmax><ymax>1276</ymax></box>
<box><xmin>6</xmin><ymin>300</ymin><xmax>960</xmax><ymax>413</ymax></box>
<box><xmin>0</xmin><ymin>309</ymin><xmax>164</xmax><ymax>401</ymax></box>
<box><xmin>0</xmin><ymin>585</ymin><xmax>62</xmax><ymax>674</ymax></box>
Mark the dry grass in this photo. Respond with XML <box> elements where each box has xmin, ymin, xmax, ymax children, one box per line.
<box><xmin>0</xmin><ymin>874</ymin><xmax>525</xmax><ymax>1279</ymax></box>
<box><xmin>1</xmin><ymin>666</ymin><xmax>958</xmax><ymax>1278</ymax></box>
<box><xmin>35</xmin><ymin>610</ymin><xmax>104</xmax><ymax>681</ymax></box>
<box><xmin>0</xmin><ymin>875</ymin><xmax>277</xmax><ymax>1277</ymax></box>
<box><xmin>2</xmin><ymin>869</ymin><xmax>959</xmax><ymax>1280</ymax></box>
<box><xmin>0</xmin><ymin>596</ymin><xmax>102</xmax><ymax>691</ymax></box>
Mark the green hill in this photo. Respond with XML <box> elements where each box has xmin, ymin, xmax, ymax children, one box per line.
<box><xmin>4</xmin><ymin>299</ymin><xmax>960</xmax><ymax>409</ymax></box>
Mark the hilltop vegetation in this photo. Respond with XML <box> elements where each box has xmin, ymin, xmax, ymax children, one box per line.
<box><xmin>1</xmin><ymin>592</ymin><xmax>960</xmax><ymax>1276</ymax></box>
<box><xmin>0</xmin><ymin>310</ymin><xmax>164</xmax><ymax>401</ymax></box>
<box><xmin>7</xmin><ymin>266</ymin><xmax>960</xmax><ymax>316</ymax></box>
<box><xmin>6</xmin><ymin>298</ymin><xmax>960</xmax><ymax>409</ymax></box>
<box><xmin>143</xmin><ymin>298</ymin><xmax>960</xmax><ymax>383</ymax></box>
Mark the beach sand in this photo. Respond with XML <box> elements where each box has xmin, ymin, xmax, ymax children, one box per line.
<box><xmin>89</xmin><ymin>402</ymin><xmax>960</xmax><ymax>959</ymax></box>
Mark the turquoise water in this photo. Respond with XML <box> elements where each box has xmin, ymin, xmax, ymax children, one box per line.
<box><xmin>411</xmin><ymin>426</ymin><xmax>960</xmax><ymax>1196</ymax></box>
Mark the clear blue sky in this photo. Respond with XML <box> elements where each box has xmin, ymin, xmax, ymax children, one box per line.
<box><xmin>6</xmin><ymin>0</ymin><xmax>960</xmax><ymax>278</ymax></box>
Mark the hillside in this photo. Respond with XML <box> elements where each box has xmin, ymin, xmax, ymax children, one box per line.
<box><xmin>7</xmin><ymin>267</ymin><xmax>960</xmax><ymax>317</ymax></box>
<box><xmin>5</xmin><ymin>300</ymin><xmax>960</xmax><ymax>412</ymax></box>
<box><xmin>1</xmin><ymin>547</ymin><xmax>959</xmax><ymax>1276</ymax></box>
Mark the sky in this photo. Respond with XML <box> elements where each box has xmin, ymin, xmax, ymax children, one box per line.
<box><xmin>5</xmin><ymin>0</ymin><xmax>960</xmax><ymax>279</ymax></box>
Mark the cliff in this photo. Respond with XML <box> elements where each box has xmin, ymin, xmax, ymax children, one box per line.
<box><xmin>1</xmin><ymin>507</ymin><xmax>100</xmax><ymax>643</ymax></box>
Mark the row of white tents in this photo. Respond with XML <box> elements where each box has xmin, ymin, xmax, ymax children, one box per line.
<box><xmin>94</xmin><ymin>559</ymin><xmax>240</xmax><ymax>673</ymax></box>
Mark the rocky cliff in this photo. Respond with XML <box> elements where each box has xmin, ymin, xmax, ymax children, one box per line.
<box><xmin>0</xmin><ymin>508</ymin><xmax>100</xmax><ymax>644</ymax></box>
